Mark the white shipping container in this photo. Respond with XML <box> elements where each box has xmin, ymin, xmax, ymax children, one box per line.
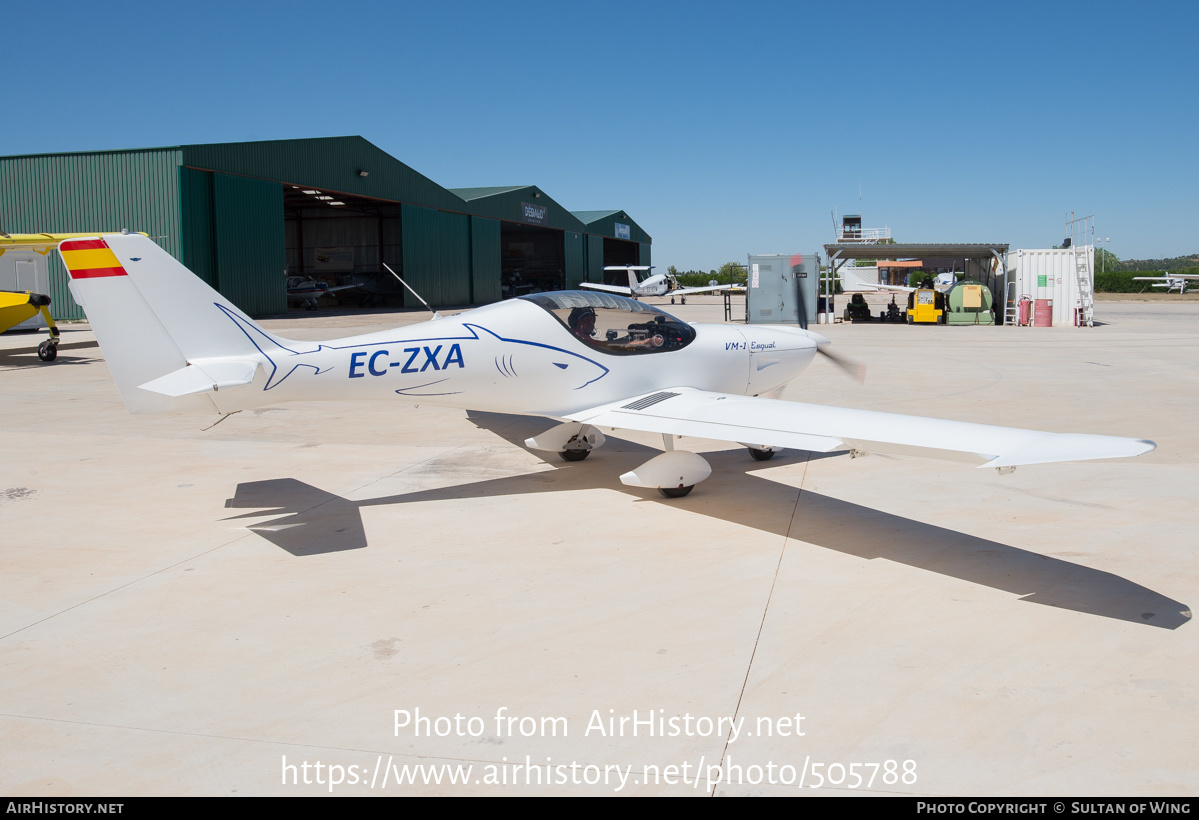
<box><xmin>1006</xmin><ymin>247</ymin><xmax>1093</xmax><ymax>327</ymax></box>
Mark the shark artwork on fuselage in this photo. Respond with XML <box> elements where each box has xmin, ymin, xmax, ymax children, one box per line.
<box><xmin>214</xmin><ymin>303</ymin><xmax>610</xmax><ymax>397</ymax></box>
<box><xmin>59</xmin><ymin>232</ymin><xmax>1154</xmax><ymax>498</ymax></box>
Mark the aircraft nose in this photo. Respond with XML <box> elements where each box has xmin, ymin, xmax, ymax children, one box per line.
<box><xmin>739</xmin><ymin>326</ymin><xmax>818</xmax><ymax>352</ymax></box>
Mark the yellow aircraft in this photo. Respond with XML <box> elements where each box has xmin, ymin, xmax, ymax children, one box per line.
<box><xmin>0</xmin><ymin>232</ymin><xmax>133</xmax><ymax>361</ymax></box>
<box><xmin>0</xmin><ymin>290</ymin><xmax>59</xmax><ymax>360</ymax></box>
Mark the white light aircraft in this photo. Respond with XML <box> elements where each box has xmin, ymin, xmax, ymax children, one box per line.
<box><xmin>581</xmin><ymin>266</ymin><xmax>732</xmax><ymax>304</ymax></box>
<box><xmin>838</xmin><ymin>267</ymin><xmax>956</xmax><ymax>294</ymax></box>
<box><xmin>1132</xmin><ymin>272</ymin><xmax>1199</xmax><ymax>294</ymax></box>
<box><xmin>286</xmin><ymin>275</ymin><xmax>357</xmax><ymax>310</ymax></box>
<box><xmin>59</xmin><ymin>233</ymin><xmax>1154</xmax><ymax>497</ymax></box>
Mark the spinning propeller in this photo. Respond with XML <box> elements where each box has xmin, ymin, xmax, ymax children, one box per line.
<box><xmin>792</xmin><ymin>254</ymin><xmax>865</xmax><ymax>383</ymax></box>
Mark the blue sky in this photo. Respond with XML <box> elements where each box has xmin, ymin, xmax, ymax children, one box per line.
<box><xmin>6</xmin><ymin>0</ymin><xmax>1195</xmax><ymax>269</ymax></box>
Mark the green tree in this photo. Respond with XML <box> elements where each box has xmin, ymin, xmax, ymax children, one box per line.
<box><xmin>1095</xmin><ymin>247</ymin><xmax>1119</xmax><ymax>274</ymax></box>
<box><xmin>717</xmin><ymin>262</ymin><xmax>746</xmax><ymax>285</ymax></box>
<box><xmin>674</xmin><ymin>263</ymin><xmax>746</xmax><ymax>288</ymax></box>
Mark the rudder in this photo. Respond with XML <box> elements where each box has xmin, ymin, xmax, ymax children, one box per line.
<box><xmin>60</xmin><ymin>233</ymin><xmax>272</xmax><ymax>414</ymax></box>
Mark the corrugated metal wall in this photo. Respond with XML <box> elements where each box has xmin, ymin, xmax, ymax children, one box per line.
<box><xmin>438</xmin><ymin>211</ymin><xmax>471</xmax><ymax>306</ymax></box>
<box><xmin>211</xmin><ymin>174</ymin><xmax>286</xmax><ymax>315</ymax></box>
<box><xmin>179</xmin><ymin>167</ymin><xmax>216</xmax><ymax>287</ymax></box>
<box><xmin>470</xmin><ymin>217</ymin><xmax>501</xmax><ymax>303</ymax></box>
<box><xmin>2</xmin><ymin>138</ymin><xmax>651</xmax><ymax>314</ymax></box>
<box><xmin>563</xmin><ymin>231</ymin><xmax>585</xmax><ymax>289</ymax></box>
<box><xmin>585</xmin><ymin>235</ymin><xmax>604</xmax><ymax>283</ymax></box>
<box><xmin>401</xmin><ymin>204</ymin><xmax>472</xmax><ymax>306</ymax></box>
<box><xmin>0</xmin><ymin>148</ymin><xmax>183</xmax><ymax>320</ymax></box>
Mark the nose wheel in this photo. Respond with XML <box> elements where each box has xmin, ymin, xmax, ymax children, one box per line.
<box><xmin>37</xmin><ymin>340</ymin><xmax>59</xmax><ymax>362</ymax></box>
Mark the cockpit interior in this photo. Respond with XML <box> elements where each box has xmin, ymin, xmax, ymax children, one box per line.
<box><xmin>522</xmin><ymin>291</ymin><xmax>697</xmax><ymax>356</ymax></box>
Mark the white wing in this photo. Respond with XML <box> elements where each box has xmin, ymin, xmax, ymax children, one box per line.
<box><xmin>566</xmin><ymin>388</ymin><xmax>1154</xmax><ymax>468</ymax></box>
<box><xmin>580</xmin><ymin>282</ymin><xmax>635</xmax><ymax>295</ymax></box>
<box><xmin>839</xmin><ymin>268</ymin><xmax>915</xmax><ymax>293</ymax></box>
<box><xmin>672</xmin><ymin>284</ymin><xmax>735</xmax><ymax>296</ymax></box>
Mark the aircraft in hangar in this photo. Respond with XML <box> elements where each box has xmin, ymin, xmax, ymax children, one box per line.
<box><xmin>1132</xmin><ymin>272</ymin><xmax>1199</xmax><ymax>294</ymax></box>
<box><xmin>58</xmin><ymin>233</ymin><xmax>1154</xmax><ymax>498</ymax></box>
<box><xmin>581</xmin><ymin>266</ymin><xmax>733</xmax><ymax>304</ymax></box>
<box><xmin>837</xmin><ymin>266</ymin><xmax>957</xmax><ymax>294</ymax></box>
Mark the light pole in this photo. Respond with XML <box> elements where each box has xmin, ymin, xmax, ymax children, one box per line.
<box><xmin>1096</xmin><ymin>237</ymin><xmax>1111</xmax><ymax>275</ymax></box>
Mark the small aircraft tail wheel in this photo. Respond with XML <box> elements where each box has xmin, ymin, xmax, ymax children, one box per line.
<box><xmin>748</xmin><ymin>447</ymin><xmax>775</xmax><ymax>461</ymax></box>
<box><xmin>560</xmin><ymin>449</ymin><xmax>590</xmax><ymax>462</ymax></box>
<box><xmin>37</xmin><ymin>341</ymin><xmax>57</xmax><ymax>362</ymax></box>
<box><xmin>658</xmin><ymin>485</ymin><xmax>693</xmax><ymax>498</ymax></box>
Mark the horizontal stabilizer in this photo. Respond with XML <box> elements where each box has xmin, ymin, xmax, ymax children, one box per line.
<box><xmin>139</xmin><ymin>360</ymin><xmax>258</xmax><ymax>397</ymax></box>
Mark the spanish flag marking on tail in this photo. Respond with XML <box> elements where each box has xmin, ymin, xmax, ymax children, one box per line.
<box><xmin>60</xmin><ymin>238</ymin><xmax>128</xmax><ymax>279</ymax></box>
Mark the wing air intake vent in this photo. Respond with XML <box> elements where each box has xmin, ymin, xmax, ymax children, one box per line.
<box><xmin>622</xmin><ymin>391</ymin><xmax>680</xmax><ymax>411</ymax></box>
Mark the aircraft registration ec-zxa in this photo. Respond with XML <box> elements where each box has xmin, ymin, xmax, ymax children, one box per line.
<box><xmin>60</xmin><ymin>233</ymin><xmax>1154</xmax><ymax>497</ymax></box>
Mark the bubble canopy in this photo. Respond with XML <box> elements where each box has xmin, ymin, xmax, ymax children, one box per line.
<box><xmin>520</xmin><ymin>291</ymin><xmax>697</xmax><ymax>355</ymax></box>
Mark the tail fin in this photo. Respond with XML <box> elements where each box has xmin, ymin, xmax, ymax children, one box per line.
<box><xmin>60</xmin><ymin>233</ymin><xmax>273</xmax><ymax>414</ymax></box>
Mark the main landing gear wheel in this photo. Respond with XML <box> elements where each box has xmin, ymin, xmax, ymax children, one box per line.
<box><xmin>560</xmin><ymin>449</ymin><xmax>590</xmax><ymax>462</ymax></box>
<box><xmin>37</xmin><ymin>341</ymin><xmax>57</xmax><ymax>362</ymax></box>
<box><xmin>658</xmin><ymin>485</ymin><xmax>694</xmax><ymax>498</ymax></box>
<box><xmin>747</xmin><ymin>447</ymin><xmax>775</xmax><ymax>461</ymax></box>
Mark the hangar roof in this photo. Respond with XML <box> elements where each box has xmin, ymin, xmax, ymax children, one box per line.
<box><xmin>572</xmin><ymin>210</ymin><xmax>651</xmax><ymax>244</ymax></box>
<box><xmin>181</xmin><ymin>136</ymin><xmax>468</xmax><ymax>213</ymax></box>
<box><xmin>571</xmin><ymin>209</ymin><xmax>623</xmax><ymax>223</ymax></box>
<box><xmin>448</xmin><ymin>185</ymin><xmax>586</xmax><ymax>233</ymax></box>
<box><xmin>452</xmin><ymin>186</ymin><xmax>531</xmax><ymax>201</ymax></box>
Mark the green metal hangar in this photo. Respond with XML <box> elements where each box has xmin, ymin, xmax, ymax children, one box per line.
<box><xmin>0</xmin><ymin>136</ymin><xmax>652</xmax><ymax>319</ymax></box>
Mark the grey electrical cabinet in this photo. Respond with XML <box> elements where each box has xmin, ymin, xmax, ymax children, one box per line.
<box><xmin>746</xmin><ymin>253</ymin><xmax>818</xmax><ymax>325</ymax></box>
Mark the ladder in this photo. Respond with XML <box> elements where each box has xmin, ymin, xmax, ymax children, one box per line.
<box><xmin>1064</xmin><ymin>212</ymin><xmax>1096</xmax><ymax>328</ymax></box>
<box><xmin>1073</xmin><ymin>245</ymin><xmax>1094</xmax><ymax>327</ymax></box>
<box><xmin>1004</xmin><ymin>276</ymin><xmax>1019</xmax><ymax>326</ymax></box>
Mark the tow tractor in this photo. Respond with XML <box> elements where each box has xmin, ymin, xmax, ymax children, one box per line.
<box><xmin>906</xmin><ymin>276</ymin><xmax>945</xmax><ymax>324</ymax></box>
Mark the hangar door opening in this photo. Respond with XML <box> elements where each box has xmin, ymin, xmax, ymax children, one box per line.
<box><xmin>602</xmin><ymin>238</ymin><xmax>640</xmax><ymax>284</ymax></box>
<box><xmin>284</xmin><ymin>186</ymin><xmax>404</xmax><ymax>307</ymax></box>
<box><xmin>501</xmin><ymin>221</ymin><xmax>563</xmax><ymax>296</ymax></box>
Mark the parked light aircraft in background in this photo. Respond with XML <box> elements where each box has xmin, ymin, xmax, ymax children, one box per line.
<box><xmin>59</xmin><ymin>233</ymin><xmax>1154</xmax><ymax>497</ymax></box>
<box><xmin>581</xmin><ymin>266</ymin><xmax>732</xmax><ymax>304</ymax></box>
<box><xmin>1132</xmin><ymin>272</ymin><xmax>1199</xmax><ymax>294</ymax></box>
<box><xmin>286</xmin><ymin>275</ymin><xmax>357</xmax><ymax>310</ymax></box>
<box><xmin>837</xmin><ymin>267</ymin><xmax>956</xmax><ymax>294</ymax></box>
